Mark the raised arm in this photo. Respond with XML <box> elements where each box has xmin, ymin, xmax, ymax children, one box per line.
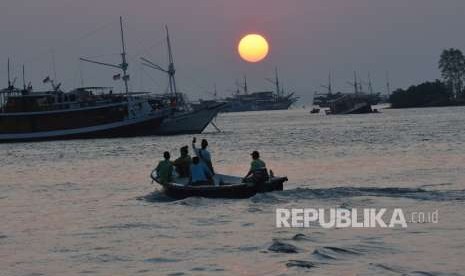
<box><xmin>192</xmin><ymin>137</ymin><xmax>199</xmax><ymax>156</ymax></box>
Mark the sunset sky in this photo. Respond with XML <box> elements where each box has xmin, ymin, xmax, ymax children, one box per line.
<box><xmin>1</xmin><ymin>0</ymin><xmax>464</xmax><ymax>103</ymax></box>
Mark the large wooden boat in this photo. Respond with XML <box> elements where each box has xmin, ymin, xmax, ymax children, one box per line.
<box><xmin>0</xmin><ymin>86</ymin><xmax>171</xmax><ymax>142</ymax></box>
<box><xmin>0</xmin><ymin>18</ymin><xmax>223</xmax><ymax>143</ymax></box>
<box><xmin>191</xmin><ymin>70</ymin><xmax>299</xmax><ymax>113</ymax></box>
<box><xmin>326</xmin><ymin>94</ymin><xmax>374</xmax><ymax>115</ymax></box>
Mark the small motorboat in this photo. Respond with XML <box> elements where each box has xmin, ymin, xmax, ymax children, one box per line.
<box><xmin>150</xmin><ymin>171</ymin><xmax>288</xmax><ymax>199</ymax></box>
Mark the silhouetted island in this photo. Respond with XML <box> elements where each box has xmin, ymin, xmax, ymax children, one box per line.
<box><xmin>389</xmin><ymin>48</ymin><xmax>465</xmax><ymax>108</ymax></box>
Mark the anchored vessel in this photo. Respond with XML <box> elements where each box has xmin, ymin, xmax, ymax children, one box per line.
<box><xmin>315</xmin><ymin>71</ymin><xmax>381</xmax><ymax>115</ymax></box>
<box><xmin>225</xmin><ymin>71</ymin><xmax>298</xmax><ymax>112</ymax></box>
<box><xmin>326</xmin><ymin>94</ymin><xmax>374</xmax><ymax>115</ymax></box>
<box><xmin>314</xmin><ymin>71</ymin><xmax>382</xmax><ymax>108</ymax></box>
<box><xmin>0</xmin><ymin>86</ymin><xmax>172</xmax><ymax>142</ymax></box>
<box><xmin>0</xmin><ymin>18</ymin><xmax>223</xmax><ymax>143</ymax></box>
<box><xmin>192</xmin><ymin>69</ymin><xmax>298</xmax><ymax>113</ymax></box>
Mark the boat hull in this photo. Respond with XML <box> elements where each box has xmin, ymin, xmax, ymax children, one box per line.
<box><xmin>0</xmin><ymin>114</ymin><xmax>165</xmax><ymax>143</ymax></box>
<box><xmin>0</xmin><ymin>102</ymin><xmax>226</xmax><ymax>143</ymax></box>
<box><xmin>151</xmin><ymin>173</ymin><xmax>288</xmax><ymax>199</ymax></box>
<box><xmin>327</xmin><ymin>102</ymin><xmax>373</xmax><ymax>115</ymax></box>
<box><xmin>154</xmin><ymin>103</ymin><xmax>226</xmax><ymax>135</ymax></box>
<box><xmin>327</xmin><ymin>94</ymin><xmax>374</xmax><ymax>115</ymax></box>
<box><xmin>222</xmin><ymin>100</ymin><xmax>294</xmax><ymax>113</ymax></box>
<box><xmin>194</xmin><ymin>93</ymin><xmax>298</xmax><ymax>113</ymax></box>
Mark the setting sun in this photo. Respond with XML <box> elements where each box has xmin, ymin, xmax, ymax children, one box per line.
<box><xmin>238</xmin><ymin>34</ymin><xmax>269</xmax><ymax>63</ymax></box>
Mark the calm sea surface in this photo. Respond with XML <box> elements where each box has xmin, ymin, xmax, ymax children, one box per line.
<box><xmin>1</xmin><ymin>107</ymin><xmax>465</xmax><ymax>275</ymax></box>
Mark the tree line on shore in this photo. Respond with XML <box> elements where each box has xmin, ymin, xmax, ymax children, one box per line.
<box><xmin>390</xmin><ymin>48</ymin><xmax>465</xmax><ymax>108</ymax></box>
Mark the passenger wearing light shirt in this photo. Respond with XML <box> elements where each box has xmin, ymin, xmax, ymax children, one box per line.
<box><xmin>189</xmin><ymin>156</ymin><xmax>213</xmax><ymax>186</ymax></box>
<box><xmin>192</xmin><ymin>137</ymin><xmax>214</xmax><ymax>174</ymax></box>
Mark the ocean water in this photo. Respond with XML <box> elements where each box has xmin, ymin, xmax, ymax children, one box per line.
<box><xmin>1</xmin><ymin>107</ymin><xmax>465</xmax><ymax>276</ymax></box>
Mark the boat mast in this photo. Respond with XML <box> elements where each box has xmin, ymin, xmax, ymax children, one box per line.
<box><xmin>353</xmin><ymin>71</ymin><xmax>359</xmax><ymax>94</ymax></box>
<box><xmin>386</xmin><ymin>71</ymin><xmax>391</xmax><ymax>95</ymax></box>
<box><xmin>166</xmin><ymin>25</ymin><xmax>177</xmax><ymax>97</ymax></box>
<box><xmin>266</xmin><ymin>67</ymin><xmax>282</xmax><ymax>98</ymax></box>
<box><xmin>80</xmin><ymin>16</ymin><xmax>130</xmax><ymax>95</ymax></box>
<box><xmin>243</xmin><ymin>75</ymin><xmax>248</xmax><ymax>94</ymax></box>
<box><xmin>368</xmin><ymin>72</ymin><xmax>373</xmax><ymax>94</ymax></box>
<box><xmin>328</xmin><ymin>72</ymin><xmax>332</xmax><ymax>95</ymax></box>
<box><xmin>7</xmin><ymin>58</ymin><xmax>11</xmax><ymax>89</ymax></box>
<box><xmin>275</xmin><ymin>67</ymin><xmax>280</xmax><ymax>98</ymax></box>
<box><xmin>140</xmin><ymin>25</ymin><xmax>178</xmax><ymax>98</ymax></box>
<box><xmin>347</xmin><ymin>71</ymin><xmax>360</xmax><ymax>94</ymax></box>
<box><xmin>22</xmin><ymin>65</ymin><xmax>26</xmax><ymax>91</ymax></box>
<box><xmin>119</xmin><ymin>17</ymin><xmax>129</xmax><ymax>94</ymax></box>
<box><xmin>321</xmin><ymin>71</ymin><xmax>332</xmax><ymax>95</ymax></box>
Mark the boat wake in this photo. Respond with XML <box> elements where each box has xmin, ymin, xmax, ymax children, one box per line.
<box><xmin>136</xmin><ymin>191</ymin><xmax>178</xmax><ymax>203</ymax></box>
<box><xmin>267</xmin><ymin>186</ymin><xmax>465</xmax><ymax>202</ymax></box>
<box><xmin>139</xmin><ymin>186</ymin><xmax>465</xmax><ymax>204</ymax></box>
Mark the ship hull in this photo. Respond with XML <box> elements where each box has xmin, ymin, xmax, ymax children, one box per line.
<box><xmin>154</xmin><ymin>103</ymin><xmax>226</xmax><ymax>135</ymax></box>
<box><xmin>0</xmin><ymin>114</ymin><xmax>165</xmax><ymax>143</ymax></box>
<box><xmin>222</xmin><ymin>101</ymin><xmax>294</xmax><ymax>113</ymax></box>
<box><xmin>326</xmin><ymin>95</ymin><xmax>374</xmax><ymax>115</ymax></box>
<box><xmin>0</xmin><ymin>103</ymin><xmax>226</xmax><ymax>142</ymax></box>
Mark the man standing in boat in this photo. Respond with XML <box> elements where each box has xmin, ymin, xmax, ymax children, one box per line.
<box><xmin>192</xmin><ymin>137</ymin><xmax>214</xmax><ymax>174</ymax></box>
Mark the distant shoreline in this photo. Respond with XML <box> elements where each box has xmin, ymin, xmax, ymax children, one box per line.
<box><xmin>387</xmin><ymin>101</ymin><xmax>465</xmax><ymax>109</ymax></box>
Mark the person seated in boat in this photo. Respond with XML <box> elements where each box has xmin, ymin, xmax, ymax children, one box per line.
<box><xmin>192</xmin><ymin>137</ymin><xmax>214</xmax><ymax>174</ymax></box>
<box><xmin>155</xmin><ymin>151</ymin><xmax>174</xmax><ymax>185</ymax></box>
<box><xmin>189</xmin><ymin>156</ymin><xmax>213</xmax><ymax>186</ymax></box>
<box><xmin>243</xmin><ymin>151</ymin><xmax>269</xmax><ymax>184</ymax></box>
<box><xmin>172</xmin><ymin>146</ymin><xmax>191</xmax><ymax>178</ymax></box>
